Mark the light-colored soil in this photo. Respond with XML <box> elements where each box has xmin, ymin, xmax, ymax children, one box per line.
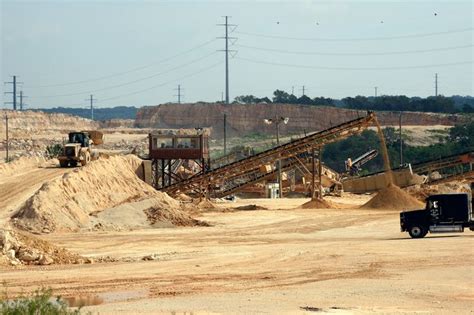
<box><xmin>1</xmin><ymin>196</ymin><xmax>472</xmax><ymax>314</ymax></box>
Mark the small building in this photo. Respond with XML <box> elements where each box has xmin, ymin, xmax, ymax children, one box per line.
<box><xmin>149</xmin><ymin>133</ymin><xmax>209</xmax><ymax>161</ymax></box>
<box><xmin>148</xmin><ymin>133</ymin><xmax>210</xmax><ymax>189</ymax></box>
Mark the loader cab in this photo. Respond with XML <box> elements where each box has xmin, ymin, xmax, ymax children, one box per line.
<box><xmin>68</xmin><ymin>132</ymin><xmax>90</xmax><ymax>148</ymax></box>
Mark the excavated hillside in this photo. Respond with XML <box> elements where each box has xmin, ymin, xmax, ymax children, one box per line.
<box><xmin>135</xmin><ymin>103</ymin><xmax>467</xmax><ymax>138</ymax></box>
<box><xmin>0</xmin><ymin>110</ymin><xmax>99</xmax><ymax>138</ymax></box>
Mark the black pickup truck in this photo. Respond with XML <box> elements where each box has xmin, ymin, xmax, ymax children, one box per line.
<box><xmin>400</xmin><ymin>193</ymin><xmax>474</xmax><ymax>238</ymax></box>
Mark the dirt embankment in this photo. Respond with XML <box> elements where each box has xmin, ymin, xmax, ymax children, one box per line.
<box><xmin>0</xmin><ymin>110</ymin><xmax>99</xmax><ymax>138</ymax></box>
<box><xmin>135</xmin><ymin>103</ymin><xmax>468</xmax><ymax>138</ymax></box>
<box><xmin>0</xmin><ymin>229</ymin><xmax>87</xmax><ymax>266</ymax></box>
<box><xmin>11</xmin><ymin>155</ymin><xmax>200</xmax><ymax>233</ymax></box>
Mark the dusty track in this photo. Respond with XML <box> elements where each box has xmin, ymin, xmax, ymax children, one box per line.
<box><xmin>1</xmin><ymin>198</ymin><xmax>472</xmax><ymax>314</ymax></box>
<box><xmin>0</xmin><ymin>166</ymin><xmax>68</xmax><ymax>225</ymax></box>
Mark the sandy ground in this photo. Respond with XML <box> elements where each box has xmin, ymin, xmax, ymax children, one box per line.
<box><xmin>0</xmin><ymin>163</ymin><xmax>69</xmax><ymax>226</ymax></box>
<box><xmin>1</xmin><ymin>189</ymin><xmax>473</xmax><ymax>314</ymax></box>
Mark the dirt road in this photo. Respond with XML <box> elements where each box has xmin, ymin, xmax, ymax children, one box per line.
<box><xmin>0</xmin><ymin>165</ymin><xmax>68</xmax><ymax>225</ymax></box>
<box><xmin>1</xmin><ymin>198</ymin><xmax>472</xmax><ymax>314</ymax></box>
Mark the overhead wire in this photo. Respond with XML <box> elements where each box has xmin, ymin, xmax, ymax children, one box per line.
<box><xmin>35</xmin><ymin>52</ymin><xmax>218</xmax><ymax>98</ymax></box>
<box><xmin>235</xmin><ymin>43</ymin><xmax>473</xmax><ymax>56</ymax></box>
<box><xmin>100</xmin><ymin>60</ymin><xmax>223</xmax><ymax>102</ymax></box>
<box><xmin>26</xmin><ymin>38</ymin><xmax>218</xmax><ymax>88</ymax></box>
<box><xmin>235</xmin><ymin>27</ymin><xmax>473</xmax><ymax>42</ymax></box>
<box><xmin>235</xmin><ymin>56</ymin><xmax>473</xmax><ymax>71</ymax></box>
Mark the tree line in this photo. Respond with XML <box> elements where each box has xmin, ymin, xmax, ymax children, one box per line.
<box><xmin>322</xmin><ymin>120</ymin><xmax>474</xmax><ymax>174</ymax></box>
<box><xmin>233</xmin><ymin>90</ymin><xmax>474</xmax><ymax>114</ymax></box>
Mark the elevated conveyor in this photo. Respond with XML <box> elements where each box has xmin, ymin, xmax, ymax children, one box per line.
<box><xmin>161</xmin><ymin>112</ymin><xmax>376</xmax><ymax>197</ymax></box>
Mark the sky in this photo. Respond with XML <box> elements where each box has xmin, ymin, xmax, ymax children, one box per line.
<box><xmin>1</xmin><ymin>0</ymin><xmax>473</xmax><ymax>109</ymax></box>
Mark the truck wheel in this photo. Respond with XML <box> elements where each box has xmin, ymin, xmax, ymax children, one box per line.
<box><xmin>59</xmin><ymin>160</ymin><xmax>68</xmax><ymax>168</ymax></box>
<box><xmin>81</xmin><ymin>151</ymin><xmax>91</xmax><ymax>166</ymax></box>
<box><xmin>409</xmin><ymin>225</ymin><xmax>427</xmax><ymax>238</ymax></box>
<box><xmin>70</xmin><ymin>161</ymin><xmax>78</xmax><ymax>167</ymax></box>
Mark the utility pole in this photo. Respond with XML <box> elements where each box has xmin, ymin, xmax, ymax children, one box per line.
<box><xmin>174</xmin><ymin>85</ymin><xmax>183</xmax><ymax>104</ymax></box>
<box><xmin>4</xmin><ymin>75</ymin><xmax>22</xmax><ymax>111</ymax></box>
<box><xmin>374</xmin><ymin>86</ymin><xmax>378</xmax><ymax>98</ymax></box>
<box><xmin>4</xmin><ymin>113</ymin><xmax>9</xmax><ymax>162</ymax></box>
<box><xmin>399</xmin><ymin>111</ymin><xmax>403</xmax><ymax>165</ymax></box>
<box><xmin>275</xmin><ymin>120</ymin><xmax>282</xmax><ymax>198</ymax></box>
<box><xmin>223</xmin><ymin>113</ymin><xmax>227</xmax><ymax>156</ymax></box>
<box><xmin>264</xmin><ymin>117</ymin><xmax>289</xmax><ymax>198</ymax></box>
<box><xmin>318</xmin><ymin>147</ymin><xmax>323</xmax><ymax>199</ymax></box>
<box><xmin>301</xmin><ymin>85</ymin><xmax>306</xmax><ymax>96</ymax></box>
<box><xmin>435</xmin><ymin>73</ymin><xmax>438</xmax><ymax>96</ymax></box>
<box><xmin>19</xmin><ymin>91</ymin><xmax>28</xmax><ymax>111</ymax></box>
<box><xmin>291</xmin><ymin>86</ymin><xmax>295</xmax><ymax>95</ymax></box>
<box><xmin>218</xmin><ymin>16</ymin><xmax>237</xmax><ymax>105</ymax></box>
<box><xmin>86</xmin><ymin>94</ymin><xmax>97</xmax><ymax>120</ymax></box>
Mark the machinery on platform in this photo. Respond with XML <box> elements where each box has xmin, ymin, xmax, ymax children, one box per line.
<box><xmin>58</xmin><ymin>131</ymin><xmax>102</xmax><ymax>167</ymax></box>
<box><xmin>345</xmin><ymin>149</ymin><xmax>378</xmax><ymax>176</ymax></box>
<box><xmin>160</xmin><ymin>112</ymin><xmax>376</xmax><ymax>198</ymax></box>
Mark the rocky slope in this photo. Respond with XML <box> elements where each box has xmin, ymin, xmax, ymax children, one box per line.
<box><xmin>135</xmin><ymin>103</ymin><xmax>469</xmax><ymax>138</ymax></box>
<box><xmin>0</xmin><ymin>109</ymin><xmax>99</xmax><ymax>138</ymax></box>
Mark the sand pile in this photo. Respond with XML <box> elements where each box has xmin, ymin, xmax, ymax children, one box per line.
<box><xmin>300</xmin><ymin>198</ymin><xmax>334</xmax><ymax>209</ymax></box>
<box><xmin>144</xmin><ymin>202</ymin><xmax>209</xmax><ymax>227</ymax></box>
<box><xmin>12</xmin><ymin>155</ymin><xmax>161</xmax><ymax>233</ymax></box>
<box><xmin>361</xmin><ymin>183</ymin><xmax>424</xmax><ymax>210</ymax></box>
<box><xmin>0</xmin><ymin>229</ymin><xmax>88</xmax><ymax>266</ymax></box>
<box><xmin>89</xmin><ymin>196</ymin><xmax>207</xmax><ymax>231</ymax></box>
<box><xmin>193</xmin><ymin>198</ymin><xmax>219</xmax><ymax>211</ymax></box>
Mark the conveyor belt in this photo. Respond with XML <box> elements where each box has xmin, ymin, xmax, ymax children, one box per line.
<box><xmin>161</xmin><ymin>112</ymin><xmax>376</xmax><ymax>197</ymax></box>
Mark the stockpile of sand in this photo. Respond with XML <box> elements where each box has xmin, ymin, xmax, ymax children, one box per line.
<box><xmin>11</xmin><ymin>155</ymin><xmax>162</xmax><ymax>233</ymax></box>
<box><xmin>144</xmin><ymin>202</ymin><xmax>210</xmax><ymax>227</ymax></box>
<box><xmin>0</xmin><ymin>229</ymin><xmax>88</xmax><ymax>266</ymax></box>
<box><xmin>89</xmin><ymin>196</ymin><xmax>208</xmax><ymax>231</ymax></box>
<box><xmin>361</xmin><ymin>184</ymin><xmax>424</xmax><ymax>210</ymax></box>
<box><xmin>300</xmin><ymin>198</ymin><xmax>333</xmax><ymax>209</ymax></box>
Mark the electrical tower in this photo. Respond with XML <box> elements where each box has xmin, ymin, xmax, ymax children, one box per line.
<box><xmin>4</xmin><ymin>75</ymin><xmax>22</xmax><ymax>110</ymax></box>
<box><xmin>374</xmin><ymin>86</ymin><xmax>378</xmax><ymax>98</ymax></box>
<box><xmin>435</xmin><ymin>73</ymin><xmax>438</xmax><ymax>96</ymax></box>
<box><xmin>19</xmin><ymin>91</ymin><xmax>28</xmax><ymax>111</ymax></box>
<box><xmin>86</xmin><ymin>94</ymin><xmax>97</xmax><ymax>120</ymax></box>
<box><xmin>218</xmin><ymin>16</ymin><xmax>237</xmax><ymax>105</ymax></box>
<box><xmin>301</xmin><ymin>85</ymin><xmax>306</xmax><ymax>96</ymax></box>
<box><xmin>174</xmin><ymin>85</ymin><xmax>183</xmax><ymax>104</ymax></box>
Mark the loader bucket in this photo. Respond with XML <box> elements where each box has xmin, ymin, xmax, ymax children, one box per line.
<box><xmin>86</xmin><ymin>130</ymin><xmax>104</xmax><ymax>145</ymax></box>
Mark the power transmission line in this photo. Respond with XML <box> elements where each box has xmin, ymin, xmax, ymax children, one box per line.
<box><xmin>217</xmin><ymin>16</ymin><xmax>238</xmax><ymax>105</ymax></box>
<box><xmin>19</xmin><ymin>91</ymin><xmax>28</xmax><ymax>110</ymax></box>
<box><xmin>99</xmin><ymin>61</ymin><xmax>223</xmax><ymax>103</ymax></box>
<box><xmin>26</xmin><ymin>38</ymin><xmax>218</xmax><ymax>88</ymax></box>
<box><xmin>235</xmin><ymin>56</ymin><xmax>473</xmax><ymax>71</ymax></box>
<box><xmin>235</xmin><ymin>43</ymin><xmax>473</xmax><ymax>56</ymax></box>
<box><xmin>301</xmin><ymin>86</ymin><xmax>306</xmax><ymax>96</ymax></box>
<box><xmin>4</xmin><ymin>75</ymin><xmax>23</xmax><ymax>110</ymax></box>
<box><xmin>85</xmin><ymin>94</ymin><xmax>97</xmax><ymax>120</ymax></box>
<box><xmin>174</xmin><ymin>85</ymin><xmax>183</xmax><ymax>104</ymax></box>
<box><xmin>36</xmin><ymin>52</ymin><xmax>217</xmax><ymax>98</ymax></box>
<box><xmin>235</xmin><ymin>27</ymin><xmax>473</xmax><ymax>42</ymax></box>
